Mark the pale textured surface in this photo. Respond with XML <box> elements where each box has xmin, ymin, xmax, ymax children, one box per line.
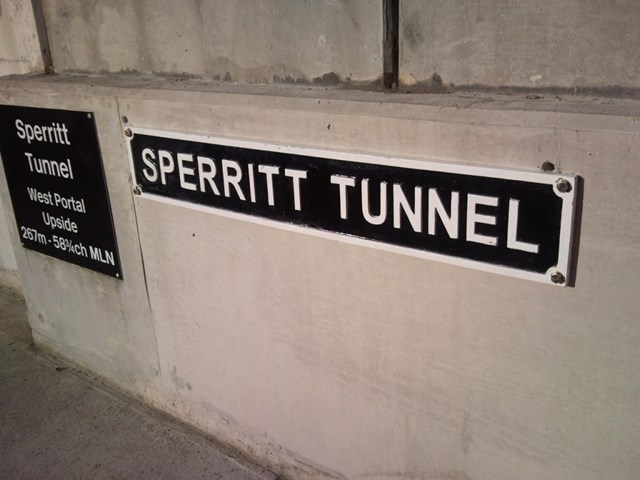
<box><xmin>8</xmin><ymin>0</ymin><xmax>640</xmax><ymax>90</ymax></box>
<box><xmin>401</xmin><ymin>0</ymin><xmax>640</xmax><ymax>88</ymax></box>
<box><xmin>124</xmin><ymin>87</ymin><xmax>640</xmax><ymax>480</ymax></box>
<box><xmin>0</xmin><ymin>85</ymin><xmax>160</xmax><ymax>396</ymax></box>
<box><xmin>0</xmin><ymin>286</ymin><xmax>275</xmax><ymax>480</ymax></box>
<box><xmin>1</xmin><ymin>76</ymin><xmax>640</xmax><ymax>479</ymax></box>
<box><xmin>0</xmin><ymin>194</ymin><xmax>19</xmax><ymax>286</ymax></box>
<box><xmin>0</xmin><ymin>0</ymin><xmax>44</xmax><ymax>76</ymax></box>
<box><xmin>0</xmin><ymin>0</ymin><xmax>41</xmax><ymax>289</ymax></box>
<box><xmin>42</xmin><ymin>0</ymin><xmax>381</xmax><ymax>83</ymax></box>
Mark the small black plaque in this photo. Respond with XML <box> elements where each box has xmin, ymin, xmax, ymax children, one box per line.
<box><xmin>128</xmin><ymin>128</ymin><xmax>577</xmax><ymax>285</ymax></box>
<box><xmin>0</xmin><ymin>105</ymin><xmax>122</xmax><ymax>278</ymax></box>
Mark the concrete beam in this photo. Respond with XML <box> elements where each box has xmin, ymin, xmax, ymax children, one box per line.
<box><xmin>401</xmin><ymin>0</ymin><xmax>640</xmax><ymax>90</ymax></box>
<box><xmin>41</xmin><ymin>0</ymin><xmax>382</xmax><ymax>85</ymax></box>
<box><xmin>1</xmin><ymin>75</ymin><xmax>639</xmax><ymax>479</ymax></box>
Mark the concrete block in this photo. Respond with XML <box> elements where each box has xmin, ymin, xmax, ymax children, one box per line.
<box><xmin>0</xmin><ymin>188</ymin><xmax>20</xmax><ymax>292</ymax></box>
<box><xmin>0</xmin><ymin>0</ymin><xmax>44</xmax><ymax>76</ymax></box>
<box><xmin>400</xmin><ymin>0</ymin><xmax>640</xmax><ymax>89</ymax></box>
<box><xmin>0</xmin><ymin>82</ymin><xmax>159</xmax><ymax>392</ymax></box>
<box><xmin>42</xmin><ymin>0</ymin><xmax>382</xmax><ymax>84</ymax></box>
<box><xmin>1</xmin><ymin>75</ymin><xmax>640</xmax><ymax>479</ymax></box>
<box><xmin>118</xmin><ymin>84</ymin><xmax>640</xmax><ymax>480</ymax></box>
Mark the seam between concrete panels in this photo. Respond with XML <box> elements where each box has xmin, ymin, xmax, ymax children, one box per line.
<box><xmin>382</xmin><ymin>0</ymin><xmax>399</xmax><ymax>89</ymax></box>
<box><xmin>30</xmin><ymin>0</ymin><xmax>53</xmax><ymax>73</ymax></box>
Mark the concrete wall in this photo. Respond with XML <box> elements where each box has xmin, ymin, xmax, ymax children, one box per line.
<box><xmin>400</xmin><ymin>0</ymin><xmax>640</xmax><ymax>89</ymax></box>
<box><xmin>0</xmin><ymin>194</ymin><xmax>19</xmax><ymax>291</ymax></box>
<box><xmin>0</xmin><ymin>81</ymin><xmax>161</xmax><ymax>395</ymax></box>
<box><xmin>37</xmin><ymin>0</ymin><xmax>640</xmax><ymax>90</ymax></box>
<box><xmin>0</xmin><ymin>0</ymin><xmax>44</xmax><ymax>76</ymax></box>
<box><xmin>41</xmin><ymin>0</ymin><xmax>382</xmax><ymax>84</ymax></box>
<box><xmin>0</xmin><ymin>0</ymin><xmax>46</xmax><ymax>291</ymax></box>
<box><xmin>0</xmin><ymin>129</ymin><xmax>18</xmax><ymax>290</ymax></box>
<box><xmin>1</xmin><ymin>76</ymin><xmax>639</xmax><ymax>480</ymax></box>
<box><xmin>2</xmin><ymin>1</ymin><xmax>640</xmax><ymax>479</ymax></box>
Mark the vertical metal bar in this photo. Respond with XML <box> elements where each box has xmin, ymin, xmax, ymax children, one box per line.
<box><xmin>31</xmin><ymin>0</ymin><xmax>54</xmax><ymax>73</ymax></box>
<box><xmin>382</xmin><ymin>0</ymin><xmax>399</xmax><ymax>89</ymax></box>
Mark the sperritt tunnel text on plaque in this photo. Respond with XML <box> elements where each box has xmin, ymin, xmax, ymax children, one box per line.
<box><xmin>0</xmin><ymin>105</ymin><xmax>122</xmax><ymax>278</ymax></box>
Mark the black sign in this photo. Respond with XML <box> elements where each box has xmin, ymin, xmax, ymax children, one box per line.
<box><xmin>0</xmin><ymin>105</ymin><xmax>122</xmax><ymax>278</ymax></box>
<box><xmin>128</xmin><ymin>129</ymin><xmax>576</xmax><ymax>284</ymax></box>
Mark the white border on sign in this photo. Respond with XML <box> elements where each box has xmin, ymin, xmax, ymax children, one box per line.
<box><xmin>125</xmin><ymin>127</ymin><xmax>577</xmax><ymax>287</ymax></box>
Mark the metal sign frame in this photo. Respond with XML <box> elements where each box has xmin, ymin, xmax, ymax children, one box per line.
<box><xmin>0</xmin><ymin>105</ymin><xmax>122</xmax><ymax>278</ymax></box>
<box><xmin>126</xmin><ymin>126</ymin><xmax>578</xmax><ymax>286</ymax></box>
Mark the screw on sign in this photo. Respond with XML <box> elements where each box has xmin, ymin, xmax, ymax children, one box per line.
<box><xmin>556</xmin><ymin>178</ymin><xmax>572</xmax><ymax>193</ymax></box>
<box><xmin>550</xmin><ymin>271</ymin><xmax>566</xmax><ymax>284</ymax></box>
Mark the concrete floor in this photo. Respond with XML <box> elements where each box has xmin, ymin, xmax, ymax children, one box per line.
<box><xmin>0</xmin><ymin>286</ymin><xmax>276</xmax><ymax>480</ymax></box>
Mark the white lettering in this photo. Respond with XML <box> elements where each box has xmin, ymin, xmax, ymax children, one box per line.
<box><xmin>393</xmin><ymin>184</ymin><xmax>422</xmax><ymax>232</ymax></box>
<box><xmin>428</xmin><ymin>189</ymin><xmax>459</xmax><ymax>239</ymax></box>
<box><xmin>222</xmin><ymin>159</ymin><xmax>246</xmax><ymax>200</ymax></box>
<box><xmin>197</xmin><ymin>156</ymin><xmax>220</xmax><ymax>195</ymax></box>
<box><xmin>15</xmin><ymin>119</ymin><xmax>70</xmax><ymax>145</ymax></box>
<box><xmin>15</xmin><ymin>119</ymin><xmax>26</xmax><ymax>140</ymax></box>
<box><xmin>53</xmin><ymin>193</ymin><xmax>86</xmax><ymax>213</ymax></box>
<box><xmin>158</xmin><ymin>150</ymin><xmax>175</xmax><ymax>185</ymax></box>
<box><xmin>24</xmin><ymin>152</ymin><xmax>73</xmax><ymax>179</ymax></box>
<box><xmin>26</xmin><ymin>187</ymin><xmax>53</xmax><ymax>205</ymax></box>
<box><xmin>284</xmin><ymin>169</ymin><xmax>307</xmax><ymax>211</ymax></box>
<box><xmin>42</xmin><ymin>211</ymin><xmax>78</xmax><ymax>233</ymax></box>
<box><xmin>142</xmin><ymin>148</ymin><xmax>158</xmax><ymax>182</ymax></box>
<box><xmin>466</xmin><ymin>194</ymin><xmax>498</xmax><ymax>246</ymax></box>
<box><xmin>90</xmin><ymin>246</ymin><xmax>115</xmax><ymax>265</ymax></box>
<box><xmin>361</xmin><ymin>179</ymin><xmax>387</xmax><ymax>225</ymax></box>
<box><xmin>248</xmin><ymin>163</ymin><xmax>257</xmax><ymax>203</ymax></box>
<box><xmin>258</xmin><ymin>165</ymin><xmax>280</xmax><ymax>206</ymax></box>
<box><xmin>507</xmin><ymin>199</ymin><xmax>539</xmax><ymax>253</ymax></box>
<box><xmin>177</xmin><ymin>153</ymin><xmax>197</xmax><ymax>191</ymax></box>
<box><xmin>330</xmin><ymin>175</ymin><xmax>356</xmax><ymax>219</ymax></box>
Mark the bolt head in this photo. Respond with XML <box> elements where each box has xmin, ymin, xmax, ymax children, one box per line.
<box><xmin>555</xmin><ymin>178</ymin><xmax>572</xmax><ymax>193</ymax></box>
<box><xmin>124</xmin><ymin>128</ymin><xmax>133</xmax><ymax>137</ymax></box>
<box><xmin>550</xmin><ymin>271</ymin><xmax>566</xmax><ymax>284</ymax></box>
<box><xmin>133</xmin><ymin>185</ymin><xmax>142</xmax><ymax>195</ymax></box>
